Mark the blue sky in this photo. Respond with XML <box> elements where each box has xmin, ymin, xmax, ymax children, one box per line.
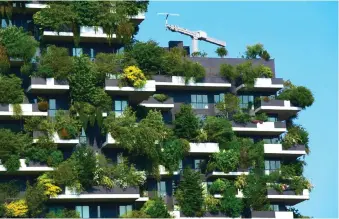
<box><xmin>135</xmin><ymin>1</ymin><xmax>338</xmax><ymax>218</ymax></box>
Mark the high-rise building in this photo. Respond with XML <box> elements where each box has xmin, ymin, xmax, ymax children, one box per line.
<box><xmin>0</xmin><ymin>2</ymin><xmax>313</xmax><ymax>219</ymax></box>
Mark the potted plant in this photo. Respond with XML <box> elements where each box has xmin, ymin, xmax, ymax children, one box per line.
<box><xmin>37</xmin><ymin>97</ymin><xmax>48</xmax><ymax>112</ymax></box>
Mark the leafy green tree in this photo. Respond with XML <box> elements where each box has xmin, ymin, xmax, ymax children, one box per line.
<box><xmin>25</xmin><ymin>182</ymin><xmax>47</xmax><ymax>217</ymax></box>
<box><xmin>125</xmin><ymin>40</ymin><xmax>166</xmax><ymax>76</ymax></box>
<box><xmin>161</xmin><ymin>138</ymin><xmax>190</xmax><ymax>173</ymax></box>
<box><xmin>0</xmin><ymin>129</ymin><xmax>31</xmax><ymax>163</ymax></box>
<box><xmin>0</xmin><ymin>26</ymin><xmax>39</xmax><ymax>62</ymax></box>
<box><xmin>0</xmin><ymin>75</ymin><xmax>24</xmax><ymax>104</ymax></box>
<box><xmin>141</xmin><ymin>197</ymin><xmax>171</xmax><ymax>218</ymax></box>
<box><xmin>174</xmin><ymin>104</ymin><xmax>200</xmax><ymax>141</ymax></box>
<box><xmin>219</xmin><ymin>64</ymin><xmax>238</xmax><ymax>82</ymax></box>
<box><xmin>94</xmin><ymin>52</ymin><xmax>124</xmax><ymax>82</ymax></box>
<box><xmin>35</xmin><ymin>45</ymin><xmax>74</xmax><ymax>80</ymax></box>
<box><xmin>218</xmin><ymin>179</ymin><xmax>243</xmax><ymax>217</ymax></box>
<box><xmin>46</xmin><ymin>209</ymin><xmax>80</xmax><ymax>218</ymax></box>
<box><xmin>277</xmin><ymin>81</ymin><xmax>314</xmax><ymax>109</ymax></box>
<box><xmin>245</xmin><ymin>43</ymin><xmax>270</xmax><ymax>61</ymax></box>
<box><xmin>207</xmin><ymin>149</ymin><xmax>239</xmax><ymax>173</ymax></box>
<box><xmin>216</xmin><ymin>47</ymin><xmax>228</xmax><ymax>58</ymax></box>
<box><xmin>203</xmin><ymin>116</ymin><xmax>234</xmax><ymax>145</ymax></box>
<box><xmin>175</xmin><ymin>168</ymin><xmax>204</xmax><ymax>217</ymax></box>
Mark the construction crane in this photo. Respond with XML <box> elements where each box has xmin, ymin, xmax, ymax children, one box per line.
<box><xmin>158</xmin><ymin>13</ymin><xmax>226</xmax><ymax>53</ymax></box>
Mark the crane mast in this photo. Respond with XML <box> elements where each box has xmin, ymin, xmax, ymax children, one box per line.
<box><xmin>158</xmin><ymin>13</ymin><xmax>226</xmax><ymax>53</ymax></box>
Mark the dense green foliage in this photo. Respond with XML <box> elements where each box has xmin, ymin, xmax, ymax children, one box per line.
<box><xmin>0</xmin><ymin>75</ymin><xmax>24</xmax><ymax>104</ymax></box>
<box><xmin>0</xmin><ymin>26</ymin><xmax>38</xmax><ymax>62</ymax></box>
<box><xmin>215</xmin><ymin>47</ymin><xmax>228</xmax><ymax>58</ymax></box>
<box><xmin>33</xmin><ymin>1</ymin><xmax>148</xmax><ymax>45</ymax></box>
<box><xmin>175</xmin><ymin>168</ymin><xmax>204</xmax><ymax>217</ymax></box>
<box><xmin>141</xmin><ymin>197</ymin><xmax>171</xmax><ymax>218</ymax></box>
<box><xmin>153</xmin><ymin>94</ymin><xmax>169</xmax><ymax>102</ymax></box>
<box><xmin>46</xmin><ymin>209</ymin><xmax>80</xmax><ymax>218</ymax></box>
<box><xmin>277</xmin><ymin>81</ymin><xmax>314</xmax><ymax>109</ymax></box>
<box><xmin>174</xmin><ymin>104</ymin><xmax>200</xmax><ymax>141</ymax></box>
<box><xmin>25</xmin><ymin>183</ymin><xmax>47</xmax><ymax>217</ymax></box>
<box><xmin>35</xmin><ymin>46</ymin><xmax>73</xmax><ymax>80</ymax></box>
<box><xmin>245</xmin><ymin>43</ymin><xmax>271</xmax><ymax>61</ymax></box>
<box><xmin>55</xmin><ymin>110</ymin><xmax>81</xmax><ymax>140</ymax></box>
<box><xmin>282</xmin><ymin>125</ymin><xmax>309</xmax><ymax>153</ymax></box>
<box><xmin>243</xmin><ymin>172</ymin><xmax>270</xmax><ymax>211</ymax></box>
<box><xmin>207</xmin><ymin>149</ymin><xmax>239</xmax><ymax>173</ymax></box>
<box><xmin>161</xmin><ymin>138</ymin><xmax>190</xmax><ymax>173</ymax></box>
<box><xmin>203</xmin><ymin>116</ymin><xmax>234</xmax><ymax>145</ymax></box>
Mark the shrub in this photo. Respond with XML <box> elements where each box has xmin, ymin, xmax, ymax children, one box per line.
<box><xmin>3</xmin><ymin>154</ymin><xmax>21</xmax><ymax>172</ymax></box>
<box><xmin>0</xmin><ymin>26</ymin><xmax>39</xmax><ymax>62</ymax></box>
<box><xmin>37</xmin><ymin>100</ymin><xmax>49</xmax><ymax>112</ymax></box>
<box><xmin>141</xmin><ymin>197</ymin><xmax>171</xmax><ymax>218</ymax></box>
<box><xmin>215</xmin><ymin>93</ymin><xmax>240</xmax><ymax>118</ymax></box>
<box><xmin>182</xmin><ymin>60</ymin><xmax>206</xmax><ymax>83</ymax></box>
<box><xmin>256</xmin><ymin>64</ymin><xmax>273</xmax><ymax>78</ymax></box>
<box><xmin>121</xmin><ymin>65</ymin><xmax>147</xmax><ymax>88</ymax></box>
<box><xmin>245</xmin><ymin>43</ymin><xmax>270</xmax><ymax>61</ymax></box>
<box><xmin>0</xmin><ymin>45</ymin><xmax>10</xmax><ymax>74</ymax></box>
<box><xmin>51</xmin><ymin>159</ymin><xmax>80</xmax><ymax>191</ymax></box>
<box><xmin>0</xmin><ymin>129</ymin><xmax>31</xmax><ymax>162</ymax></box>
<box><xmin>47</xmin><ymin>150</ymin><xmax>64</xmax><ymax>167</ymax></box>
<box><xmin>243</xmin><ymin>172</ymin><xmax>270</xmax><ymax>211</ymax></box>
<box><xmin>219</xmin><ymin>64</ymin><xmax>238</xmax><ymax>81</ymax></box>
<box><xmin>277</xmin><ymin>84</ymin><xmax>314</xmax><ymax>109</ymax></box>
<box><xmin>25</xmin><ymin>182</ymin><xmax>48</xmax><ymax>217</ymax></box>
<box><xmin>0</xmin><ymin>75</ymin><xmax>24</xmax><ymax>104</ymax></box>
<box><xmin>219</xmin><ymin>193</ymin><xmax>243</xmax><ymax>217</ymax></box>
<box><xmin>174</xmin><ymin>104</ymin><xmax>200</xmax><ymax>141</ymax></box>
<box><xmin>121</xmin><ymin>210</ymin><xmax>150</xmax><ymax>218</ymax></box>
<box><xmin>35</xmin><ymin>46</ymin><xmax>73</xmax><ymax>80</ymax></box>
<box><xmin>55</xmin><ymin>110</ymin><xmax>81</xmax><ymax>139</ymax></box>
<box><xmin>216</xmin><ymin>47</ymin><xmax>228</xmax><ymax>58</ymax></box>
<box><xmin>46</xmin><ymin>209</ymin><xmax>80</xmax><ymax>218</ymax></box>
<box><xmin>161</xmin><ymin>138</ymin><xmax>190</xmax><ymax>173</ymax></box>
<box><xmin>253</xmin><ymin>113</ymin><xmax>268</xmax><ymax>122</ymax></box>
<box><xmin>95</xmin><ymin>52</ymin><xmax>124</xmax><ymax>82</ymax></box>
<box><xmin>203</xmin><ymin>116</ymin><xmax>234</xmax><ymax>144</ymax></box>
<box><xmin>37</xmin><ymin>173</ymin><xmax>62</xmax><ymax>197</ymax></box>
<box><xmin>289</xmin><ymin>176</ymin><xmax>312</xmax><ymax>195</ymax></box>
<box><xmin>175</xmin><ymin>168</ymin><xmax>204</xmax><ymax>217</ymax></box>
<box><xmin>282</xmin><ymin>125</ymin><xmax>309</xmax><ymax>152</ymax></box>
<box><xmin>12</xmin><ymin>104</ymin><xmax>22</xmax><ymax>119</ymax></box>
<box><xmin>207</xmin><ymin>150</ymin><xmax>239</xmax><ymax>173</ymax></box>
<box><xmin>235</xmin><ymin>174</ymin><xmax>247</xmax><ymax>190</ymax></box>
<box><xmin>4</xmin><ymin>199</ymin><xmax>28</xmax><ymax>217</ymax></box>
<box><xmin>204</xmin><ymin>195</ymin><xmax>220</xmax><ymax>214</ymax></box>
<box><xmin>232</xmin><ymin>111</ymin><xmax>251</xmax><ymax>124</ymax></box>
<box><xmin>209</xmin><ymin>179</ymin><xmax>228</xmax><ymax>195</ymax></box>
<box><xmin>153</xmin><ymin>94</ymin><xmax>169</xmax><ymax>102</ymax></box>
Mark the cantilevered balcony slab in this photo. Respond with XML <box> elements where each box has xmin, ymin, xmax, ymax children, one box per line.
<box><xmin>267</xmin><ymin>188</ymin><xmax>309</xmax><ymax>205</ymax></box>
<box><xmin>232</xmin><ymin>121</ymin><xmax>286</xmax><ymax>136</ymax></box>
<box><xmin>251</xmin><ymin>211</ymin><xmax>294</xmax><ymax>219</ymax></box>
<box><xmin>50</xmin><ymin>186</ymin><xmax>140</xmax><ymax>202</ymax></box>
<box><xmin>189</xmin><ymin>143</ymin><xmax>220</xmax><ymax>155</ymax></box>
<box><xmin>9</xmin><ymin>57</ymin><xmax>24</xmax><ymax>66</ymax></box>
<box><xmin>236</xmin><ymin>78</ymin><xmax>284</xmax><ymax>92</ymax></box>
<box><xmin>102</xmin><ymin>133</ymin><xmax>117</xmax><ymax>148</ymax></box>
<box><xmin>27</xmin><ymin>77</ymin><xmax>69</xmax><ymax>94</ymax></box>
<box><xmin>264</xmin><ymin>144</ymin><xmax>306</xmax><ymax>158</ymax></box>
<box><xmin>140</xmin><ymin>96</ymin><xmax>174</xmax><ymax>110</ymax></box>
<box><xmin>159</xmin><ymin>165</ymin><xmax>179</xmax><ymax>176</ymax></box>
<box><xmin>206</xmin><ymin>169</ymin><xmax>249</xmax><ymax>178</ymax></box>
<box><xmin>0</xmin><ymin>104</ymin><xmax>47</xmax><ymax>118</ymax></box>
<box><xmin>0</xmin><ymin>159</ymin><xmax>53</xmax><ymax>174</ymax></box>
<box><xmin>105</xmin><ymin>79</ymin><xmax>156</xmax><ymax>103</ymax></box>
<box><xmin>254</xmin><ymin>100</ymin><xmax>301</xmax><ymax>120</ymax></box>
<box><xmin>33</xmin><ymin>131</ymin><xmax>79</xmax><ymax>146</ymax></box>
<box><xmin>153</xmin><ymin>75</ymin><xmax>231</xmax><ymax>90</ymax></box>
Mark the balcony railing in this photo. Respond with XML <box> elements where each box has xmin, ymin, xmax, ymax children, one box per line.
<box><xmin>0</xmin><ymin>103</ymin><xmax>47</xmax><ymax>117</ymax></box>
<box><xmin>27</xmin><ymin>77</ymin><xmax>69</xmax><ymax>93</ymax></box>
<box><xmin>0</xmin><ymin>159</ymin><xmax>53</xmax><ymax>173</ymax></box>
<box><xmin>236</xmin><ymin>78</ymin><xmax>284</xmax><ymax>92</ymax></box>
<box><xmin>232</xmin><ymin>121</ymin><xmax>287</xmax><ymax>135</ymax></box>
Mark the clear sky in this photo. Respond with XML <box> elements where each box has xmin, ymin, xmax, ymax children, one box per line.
<box><xmin>135</xmin><ymin>1</ymin><xmax>338</xmax><ymax>218</ymax></box>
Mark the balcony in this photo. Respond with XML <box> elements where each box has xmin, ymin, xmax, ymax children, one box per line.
<box><xmin>140</xmin><ymin>96</ymin><xmax>174</xmax><ymax>110</ymax></box>
<box><xmin>153</xmin><ymin>75</ymin><xmax>231</xmax><ymax>90</ymax></box>
<box><xmin>254</xmin><ymin>100</ymin><xmax>301</xmax><ymax>120</ymax></box>
<box><xmin>159</xmin><ymin>165</ymin><xmax>179</xmax><ymax>176</ymax></box>
<box><xmin>50</xmin><ymin>186</ymin><xmax>140</xmax><ymax>201</ymax></box>
<box><xmin>236</xmin><ymin>78</ymin><xmax>284</xmax><ymax>92</ymax></box>
<box><xmin>0</xmin><ymin>104</ymin><xmax>47</xmax><ymax>118</ymax></box>
<box><xmin>105</xmin><ymin>79</ymin><xmax>156</xmax><ymax>103</ymax></box>
<box><xmin>251</xmin><ymin>211</ymin><xmax>294</xmax><ymax>219</ymax></box>
<box><xmin>264</xmin><ymin>144</ymin><xmax>306</xmax><ymax>158</ymax></box>
<box><xmin>189</xmin><ymin>142</ymin><xmax>220</xmax><ymax>155</ymax></box>
<box><xmin>214</xmin><ymin>189</ymin><xmax>244</xmax><ymax>199</ymax></box>
<box><xmin>0</xmin><ymin>159</ymin><xmax>53</xmax><ymax>174</ymax></box>
<box><xmin>232</xmin><ymin>121</ymin><xmax>287</xmax><ymax>136</ymax></box>
<box><xmin>206</xmin><ymin>168</ymin><xmax>249</xmax><ymax>178</ymax></box>
<box><xmin>33</xmin><ymin>131</ymin><xmax>79</xmax><ymax>146</ymax></box>
<box><xmin>27</xmin><ymin>77</ymin><xmax>69</xmax><ymax>94</ymax></box>
<box><xmin>267</xmin><ymin>188</ymin><xmax>310</xmax><ymax>205</ymax></box>
<box><xmin>9</xmin><ymin>57</ymin><xmax>24</xmax><ymax>66</ymax></box>
<box><xmin>102</xmin><ymin>133</ymin><xmax>117</xmax><ymax>148</ymax></box>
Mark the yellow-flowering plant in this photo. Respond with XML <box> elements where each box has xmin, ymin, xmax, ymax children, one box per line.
<box><xmin>121</xmin><ymin>65</ymin><xmax>147</xmax><ymax>88</ymax></box>
<box><xmin>4</xmin><ymin>199</ymin><xmax>28</xmax><ymax>217</ymax></box>
<box><xmin>37</xmin><ymin>173</ymin><xmax>62</xmax><ymax>197</ymax></box>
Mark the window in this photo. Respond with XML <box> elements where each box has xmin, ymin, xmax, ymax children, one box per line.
<box><xmin>263</xmin><ymin>138</ymin><xmax>280</xmax><ymax>144</ymax></box>
<box><xmin>194</xmin><ymin>159</ymin><xmax>205</xmax><ymax>172</ymax></box>
<box><xmin>267</xmin><ymin>116</ymin><xmax>278</xmax><ymax>122</ymax></box>
<box><xmin>73</xmin><ymin>48</ymin><xmax>83</xmax><ymax>57</ymax></box>
<box><xmin>48</xmin><ymin>99</ymin><xmax>56</xmax><ymax>117</ymax></box>
<box><xmin>265</xmin><ymin>160</ymin><xmax>281</xmax><ymax>173</ymax></box>
<box><xmin>90</xmin><ymin>48</ymin><xmax>95</xmax><ymax>60</ymax></box>
<box><xmin>157</xmin><ymin>181</ymin><xmax>166</xmax><ymax>198</ymax></box>
<box><xmin>76</xmin><ymin>206</ymin><xmax>90</xmax><ymax>218</ymax></box>
<box><xmin>1</xmin><ymin>19</ymin><xmax>12</xmax><ymax>28</ymax></box>
<box><xmin>114</xmin><ymin>100</ymin><xmax>128</xmax><ymax>117</ymax></box>
<box><xmin>270</xmin><ymin>204</ymin><xmax>279</xmax><ymax>211</ymax></box>
<box><xmin>191</xmin><ymin>94</ymin><xmax>208</xmax><ymax>109</ymax></box>
<box><xmin>239</xmin><ymin>95</ymin><xmax>254</xmax><ymax>110</ymax></box>
<box><xmin>214</xmin><ymin>93</ymin><xmax>224</xmax><ymax>103</ymax></box>
<box><xmin>119</xmin><ymin>205</ymin><xmax>132</xmax><ymax>217</ymax></box>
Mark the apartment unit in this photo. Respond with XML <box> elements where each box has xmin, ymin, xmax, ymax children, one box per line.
<box><xmin>0</xmin><ymin>2</ymin><xmax>311</xmax><ymax>219</ymax></box>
